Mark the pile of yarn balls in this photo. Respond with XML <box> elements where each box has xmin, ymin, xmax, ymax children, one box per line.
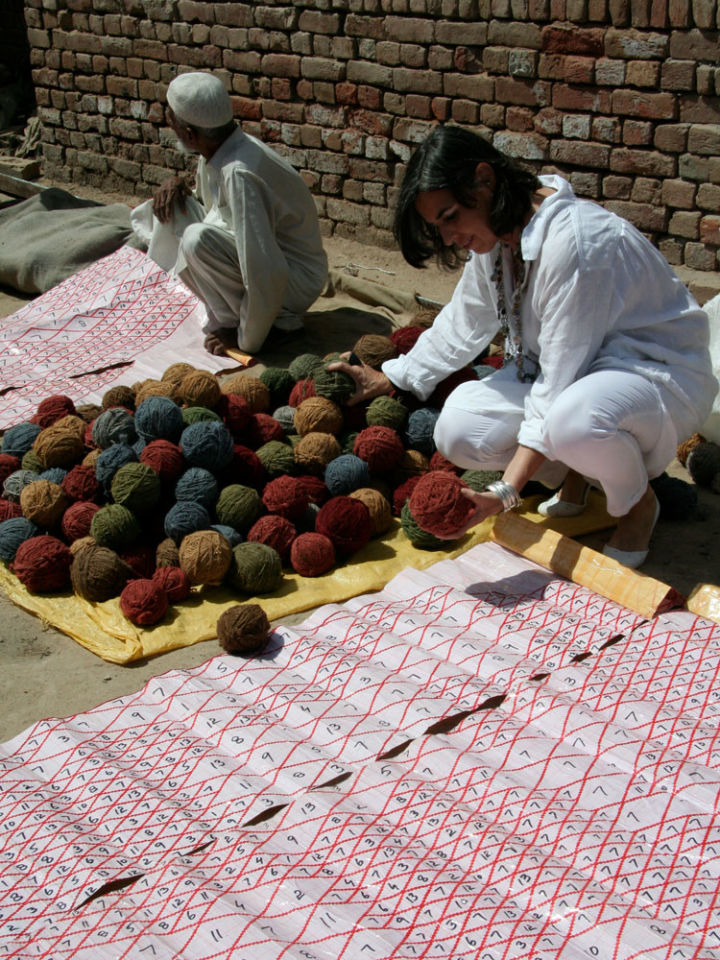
<box><xmin>0</xmin><ymin>330</ymin><xmax>499</xmax><ymax>629</ymax></box>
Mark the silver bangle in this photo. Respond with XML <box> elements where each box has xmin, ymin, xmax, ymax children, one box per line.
<box><xmin>485</xmin><ymin>480</ymin><xmax>522</xmax><ymax>512</ymax></box>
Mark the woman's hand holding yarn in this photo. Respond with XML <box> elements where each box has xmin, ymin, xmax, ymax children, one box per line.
<box><xmin>432</xmin><ymin>487</ymin><xmax>504</xmax><ymax>539</ymax></box>
<box><xmin>326</xmin><ymin>357</ymin><xmax>393</xmax><ymax>407</ymax></box>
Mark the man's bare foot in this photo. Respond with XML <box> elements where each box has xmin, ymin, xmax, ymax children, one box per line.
<box><xmin>204</xmin><ymin>328</ymin><xmax>237</xmax><ymax>356</ymax></box>
<box><xmin>605</xmin><ymin>485</ymin><xmax>660</xmax><ymax>554</ymax></box>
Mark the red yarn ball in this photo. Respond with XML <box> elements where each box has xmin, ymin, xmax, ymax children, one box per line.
<box><xmin>0</xmin><ymin>499</ymin><xmax>22</xmax><ymax>522</ymax></box>
<box><xmin>32</xmin><ymin>394</ymin><xmax>76</xmax><ymax>429</ymax></box>
<box><xmin>288</xmin><ymin>378</ymin><xmax>316</xmax><ymax>407</ymax></box>
<box><xmin>315</xmin><ymin>495</ymin><xmax>372</xmax><ymax>556</ymax></box>
<box><xmin>297</xmin><ymin>474</ymin><xmax>330</xmax><ymax>505</ymax></box>
<box><xmin>429</xmin><ymin>451</ymin><xmax>460</xmax><ymax>473</ymax></box>
<box><xmin>389</xmin><ymin>325</ymin><xmax>425</xmax><ymax>354</ymax></box>
<box><xmin>140</xmin><ymin>439</ymin><xmax>186</xmax><ymax>484</ymax></box>
<box><xmin>120</xmin><ymin>578</ymin><xmax>169</xmax><ymax>625</ymax></box>
<box><xmin>408</xmin><ymin>470</ymin><xmax>475</xmax><ymax>538</ymax></box>
<box><xmin>427</xmin><ymin>367</ymin><xmax>478</xmax><ymax>408</ymax></box>
<box><xmin>0</xmin><ymin>454</ymin><xmax>21</xmax><ymax>488</ymax></box>
<box><xmin>61</xmin><ymin>464</ymin><xmax>101</xmax><ymax>502</ymax></box>
<box><xmin>244</xmin><ymin>412</ymin><xmax>285</xmax><ymax>447</ymax></box>
<box><xmin>392</xmin><ymin>475</ymin><xmax>423</xmax><ymax>516</ymax></box>
<box><xmin>247</xmin><ymin>514</ymin><xmax>297</xmax><ymax>561</ymax></box>
<box><xmin>262</xmin><ymin>475</ymin><xmax>310</xmax><ymax>521</ymax></box>
<box><xmin>218</xmin><ymin>393</ymin><xmax>252</xmax><ymax>437</ymax></box>
<box><xmin>12</xmin><ymin>535</ymin><xmax>72</xmax><ymax>593</ymax></box>
<box><xmin>61</xmin><ymin>501</ymin><xmax>101</xmax><ymax>542</ymax></box>
<box><xmin>353</xmin><ymin>426</ymin><xmax>405</xmax><ymax>473</ymax></box>
<box><xmin>152</xmin><ymin>564</ymin><xmax>191</xmax><ymax>603</ymax></box>
<box><xmin>216</xmin><ymin>444</ymin><xmax>266</xmax><ymax>489</ymax></box>
<box><xmin>117</xmin><ymin>542</ymin><xmax>157</xmax><ymax>579</ymax></box>
<box><xmin>290</xmin><ymin>532</ymin><xmax>336</xmax><ymax>577</ymax></box>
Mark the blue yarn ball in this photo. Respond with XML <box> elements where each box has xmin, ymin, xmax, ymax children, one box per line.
<box><xmin>272</xmin><ymin>405</ymin><xmax>296</xmax><ymax>435</ymax></box>
<box><xmin>180</xmin><ymin>420</ymin><xmax>234</xmax><ymax>473</ymax></box>
<box><xmin>211</xmin><ymin>523</ymin><xmax>243</xmax><ymax>547</ymax></box>
<box><xmin>133</xmin><ymin>437</ymin><xmax>147</xmax><ymax>457</ymax></box>
<box><xmin>0</xmin><ymin>517</ymin><xmax>39</xmax><ymax>562</ymax></box>
<box><xmin>1</xmin><ymin>422</ymin><xmax>42</xmax><ymax>458</ymax></box>
<box><xmin>175</xmin><ymin>467</ymin><xmax>219</xmax><ymax>510</ymax></box>
<box><xmin>92</xmin><ymin>407</ymin><xmax>137</xmax><ymax>449</ymax></box>
<box><xmin>135</xmin><ymin>396</ymin><xmax>185</xmax><ymax>442</ymax></box>
<box><xmin>3</xmin><ymin>469</ymin><xmax>39</xmax><ymax>502</ymax></box>
<box><xmin>39</xmin><ymin>467</ymin><xmax>68</xmax><ymax>485</ymax></box>
<box><xmin>405</xmin><ymin>407</ymin><xmax>440</xmax><ymax>456</ymax></box>
<box><xmin>164</xmin><ymin>501</ymin><xmax>211</xmax><ymax>544</ymax></box>
<box><xmin>96</xmin><ymin>443</ymin><xmax>138</xmax><ymax>494</ymax></box>
<box><xmin>324</xmin><ymin>454</ymin><xmax>371</xmax><ymax>496</ymax></box>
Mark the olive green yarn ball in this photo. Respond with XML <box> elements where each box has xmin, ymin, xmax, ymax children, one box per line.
<box><xmin>460</xmin><ymin>469</ymin><xmax>503</xmax><ymax>492</ymax></box>
<box><xmin>216</xmin><ymin>484</ymin><xmax>263</xmax><ymax>533</ymax></box>
<box><xmin>312</xmin><ymin>365</ymin><xmax>356</xmax><ymax>405</ymax></box>
<box><xmin>21</xmin><ymin>448</ymin><xmax>43</xmax><ymax>473</ymax></box>
<box><xmin>366</xmin><ymin>395</ymin><xmax>408</xmax><ymax>431</ymax></box>
<box><xmin>179</xmin><ymin>529</ymin><xmax>232</xmax><ymax>586</ymax></box>
<box><xmin>110</xmin><ymin>462</ymin><xmax>162</xmax><ymax>514</ymax></box>
<box><xmin>227</xmin><ymin>541</ymin><xmax>283</xmax><ymax>594</ymax></box>
<box><xmin>400</xmin><ymin>500</ymin><xmax>446</xmax><ymax>550</ymax></box>
<box><xmin>182</xmin><ymin>405</ymin><xmax>222</xmax><ymax>426</ymax></box>
<box><xmin>255</xmin><ymin>440</ymin><xmax>296</xmax><ymax>478</ymax></box>
<box><xmin>259</xmin><ymin>367</ymin><xmax>296</xmax><ymax>406</ymax></box>
<box><xmin>90</xmin><ymin>503</ymin><xmax>141</xmax><ymax>549</ymax></box>
<box><xmin>288</xmin><ymin>352</ymin><xmax>323</xmax><ymax>381</ymax></box>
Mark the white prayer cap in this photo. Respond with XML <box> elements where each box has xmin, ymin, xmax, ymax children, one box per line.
<box><xmin>166</xmin><ymin>72</ymin><xmax>233</xmax><ymax>129</ymax></box>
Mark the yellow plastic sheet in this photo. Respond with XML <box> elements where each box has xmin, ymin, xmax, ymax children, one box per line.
<box><xmin>0</xmin><ymin>496</ymin><xmax>613</xmax><ymax>664</ymax></box>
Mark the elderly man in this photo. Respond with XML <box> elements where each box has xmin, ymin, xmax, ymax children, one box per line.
<box><xmin>131</xmin><ymin>72</ymin><xmax>328</xmax><ymax>356</ymax></box>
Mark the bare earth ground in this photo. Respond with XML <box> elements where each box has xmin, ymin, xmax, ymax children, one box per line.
<box><xmin>1</xmin><ymin>195</ymin><xmax>719</xmax><ymax>746</ymax></box>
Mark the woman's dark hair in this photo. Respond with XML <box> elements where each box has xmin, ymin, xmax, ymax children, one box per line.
<box><xmin>393</xmin><ymin>125</ymin><xmax>542</xmax><ymax>269</ymax></box>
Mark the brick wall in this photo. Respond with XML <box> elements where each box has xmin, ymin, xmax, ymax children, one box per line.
<box><xmin>24</xmin><ymin>0</ymin><xmax>720</xmax><ymax>276</ymax></box>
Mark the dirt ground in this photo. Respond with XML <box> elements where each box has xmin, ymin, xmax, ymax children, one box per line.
<box><xmin>1</xmin><ymin>199</ymin><xmax>719</xmax><ymax>747</ymax></box>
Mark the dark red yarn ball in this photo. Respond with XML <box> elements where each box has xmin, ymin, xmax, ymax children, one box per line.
<box><xmin>243</xmin><ymin>412</ymin><xmax>285</xmax><ymax>447</ymax></box>
<box><xmin>61</xmin><ymin>464</ymin><xmax>100</xmax><ymax>502</ymax></box>
<box><xmin>297</xmin><ymin>474</ymin><xmax>329</xmax><ymax>505</ymax></box>
<box><xmin>262</xmin><ymin>475</ymin><xmax>310</xmax><ymax>521</ymax></box>
<box><xmin>12</xmin><ymin>535</ymin><xmax>72</xmax><ymax>593</ymax></box>
<box><xmin>0</xmin><ymin>499</ymin><xmax>23</xmax><ymax>522</ymax></box>
<box><xmin>117</xmin><ymin>542</ymin><xmax>157</xmax><ymax>579</ymax></box>
<box><xmin>290</xmin><ymin>532</ymin><xmax>336</xmax><ymax>577</ymax></box>
<box><xmin>353</xmin><ymin>426</ymin><xmax>405</xmax><ymax>474</ymax></box>
<box><xmin>0</xmin><ymin>454</ymin><xmax>21</xmax><ymax>488</ymax></box>
<box><xmin>315</xmin><ymin>495</ymin><xmax>372</xmax><ymax>556</ymax></box>
<box><xmin>61</xmin><ymin>500</ymin><xmax>101</xmax><ymax>542</ymax></box>
<box><xmin>120</xmin><ymin>578</ymin><xmax>168</xmax><ymax>625</ymax></box>
<box><xmin>152</xmin><ymin>564</ymin><xmax>191</xmax><ymax>603</ymax></box>
<box><xmin>389</xmin><ymin>325</ymin><xmax>425</xmax><ymax>354</ymax></box>
<box><xmin>408</xmin><ymin>470</ymin><xmax>475</xmax><ymax>538</ymax></box>
<box><xmin>392</xmin><ymin>475</ymin><xmax>423</xmax><ymax>516</ymax></box>
<box><xmin>429</xmin><ymin>451</ymin><xmax>460</xmax><ymax>473</ymax></box>
<box><xmin>32</xmin><ymin>394</ymin><xmax>77</xmax><ymax>428</ymax></box>
<box><xmin>427</xmin><ymin>367</ymin><xmax>478</xmax><ymax>409</ymax></box>
<box><xmin>218</xmin><ymin>393</ymin><xmax>252</xmax><ymax>437</ymax></box>
<box><xmin>288</xmin><ymin>378</ymin><xmax>316</xmax><ymax>407</ymax></box>
<box><xmin>140</xmin><ymin>439</ymin><xmax>186</xmax><ymax>484</ymax></box>
<box><xmin>83</xmin><ymin>420</ymin><xmax>97</xmax><ymax>449</ymax></box>
<box><xmin>216</xmin><ymin>444</ymin><xmax>266</xmax><ymax>489</ymax></box>
<box><xmin>247</xmin><ymin>514</ymin><xmax>297</xmax><ymax>561</ymax></box>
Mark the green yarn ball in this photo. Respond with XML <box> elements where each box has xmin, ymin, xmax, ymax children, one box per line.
<box><xmin>460</xmin><ymin>469</ymin><xmax>503</xmax><ymax>492</ymax></box>
<box><xmin>259</xmin><ymin>367</ymin><xmax>296</xmax><ymax>406</ymax></box>
<box><xmin>90</xmin><ymin>503</ymin><xmax>141</xmax><ymax>549</ymax></box>
<box><xmin>366</xmin><ymin>395</ymin><xmax>408</xmax><ymax>431</ymax></box>
<box><xmin>312</xmin><ymin>365</ymin><xmax>356</xmax><ymax>405</ymax></box>
<box><xmin>182</xmin><ymin>405</ymin><xmax>222</xmax><ymax>426</ymax></box>
<box><xmin>288</xmin><ymin>353</ymin><xmax>323</xmax><ymax>381</ymax></box>
<box><xmin>21</xmin><ymin>449</ymin><xmax>43</xmax><ymax>473</ymax></box>
<box><xmin>400</xmin><ymin>500</ymin><xmax>446</xmax><ymax>550</ymax></box>
<box><xmin>110</xmin><ymin>462</ymin><xmax>161</xmax><ymax>514</ymax></box>
<box><xmin>216</xmin><ymin>484</ymin><xmax>263</xmax><ymax>533</ymax></box>
<box><xmin>227</xmin><ymin>541</ymin><xmax>283</xmax><ymax>594</ymax></box>
<box><xmin>255</xmin><ymin>440</ymin><xmax>296</xmax><ymax>478</ymax></box>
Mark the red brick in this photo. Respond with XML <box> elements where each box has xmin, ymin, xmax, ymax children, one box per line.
<box><xmin>406</xmin><ymin>94</ymin><xmax>432</xmax><ymax>117</ymax></box>
<box><xmin>606</xmin><ymin>199</ymin><xmax>667</xmax><ymax>230</ymax></box>
<box><xmin>611</xmin><ymin>146</ymin><xmax>676</xmax><ymax>176</ymax></box>
<box><xmin>612</xmin><ymin>89</ymin><xmax>677</xmax><ymax>119</ymax></box>
<box><xmin>345</xmin><ymin>14</ymin><xmax>386</xmax><ymax>40</ymax></box>
<box><xmin>496</xmin><ymin>77</ymin><xmax>551</xmax><ymax>106</ymax></box>
<box><xmin>564</xmin><ymin>56</ymin><xmax>596</xmax><ymax>83</ymax></box>
<box><xmin>541</xmin><ymin>24</ymin><xmax>604</xmax><ymax>55</ymax></box>
<box><xmin>451</xmin><ymin>99</ymin><xmax>479</xmax><ymax>123</ymax></box>
<box><xmin>358</xmin><ymin>85</ymin><xmax>383</xmax><ymax>110</ymax></box>
<box><xmin>436</xmin><ymin>19</ymin><xmax>488</xmax><ymax>44</ymax></box>
<box><xmin>661</xmin><ymin>58</ymin><xmax>696</xmax><ymax>90</ymax></box>
<box><xmin>336</xmin><ymin>82</ymin><xmax>359</xmax><ymax>106</ymax></box>
<box><xmin>678</xmin><ymin>96</ymin><xmax>720</xmax><ymax>124</ymax></box>
<box><xmin>603</xmin><ymin>174</ymin><xmax>633</xmax><ymax>197</ymax></box>
<box><xmin>550</xmin><ymin>139</ymin><xmax>611</xmax><ymax>167</ymax></box>
<box><xmin>626</xmin><ymin>60</ymin><xmax>661</xmax><ymax>86</ymax></box>
<box><xmin>507</xmin><ymin>106</ymin><xmax>536</xmax><ymax>131</ymax></box>
<box><xmin>385</xmin><ymin>16</ymin><xmax>435</xmax><ymax>43</ymax></box>
<box><xmin>298</xmin><ymin>10</ymin><xmax>340</xmax><ymax>32</ymax></box>
<box><xmin>553</xmin><ymin>84</ymin><xmax>612</xmax><ymax>112</ymax></box>
<box><xmin>392</xmin><ymin>68</ymin><xmax>443</xmax><ymax>95</ymax></box>
<box><xmin>699</xmin><ymin>216</ymin><xmax>720</xmax><ymax>246</ymax></box>
<box><xmin>623</xmin><ymin>119</ymin><xmax>654</xmax><ymax>144</ymax></box>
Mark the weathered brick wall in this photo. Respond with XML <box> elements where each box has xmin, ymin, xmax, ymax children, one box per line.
<box><xmin>24</xmin><ymin>0</ymin><xmax>720</xmax><ymax>275</ymax></box>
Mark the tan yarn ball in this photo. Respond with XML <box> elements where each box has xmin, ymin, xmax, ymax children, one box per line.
<box><xmin>221</xmin><ymin>373</ymin><xmax>270</xmax><ymax>413</ymax></box>
<box><xmin>294</xmin><ymin>397</ymin><xmax>344</xmax><ymax>436</ymax></box>
<box><xmin>677</xmin><ymin>432</ymin><xmax>706</xmax><ymax>467</ymax></box>
<box><xmin>179</xmin><ymin>370</ymin><xmax>222</xmax><ymax>409</ymax></box>
<box><xmin>33</xmin><ymin>425</ymin><xmax>85</xmax><ymax>469</ymax></box>
<box><xmin>179</xmin><ymin>529</ymin><xmax>232</xmax><ymax>585</ymax></box>
<box><xmin>390</xmin><ymin>449</ymin><xmax>430</xmax><ymax>486</ymax></box>
<box><xmin>162</xmin><ymin>362</ymin><xmax>196</xmax><ymax>385</ymax></box>
<box><xmin>156</xmin><ymin>537</ymin><xmax>181</xmax><ymax>568</ymax></box>
<box><xmin>83</xmin><ymin>448</ymin><xmax>101</xmax><ymax>469</ymax></box>
<box><xmin>294</xmin><ymin>432</ymin><xmax>342</xmax><ymax>475</ymax></box>
<box><xmin>75</xmin><ymin>403</ymin><xmax>102</xmax><ymax>423</ymax></box>
<box><xmin>20</xmin><ymin>480</ymin><xmax>70</xmax><ymax>528</ymax></box>
<box><xmin>135</xmin><ymin>379</ymin><xmax>177</xmax><ymax>406</ymax></box>
<box><xmin>349</xmin><ymin>487</ymin><xmax>393</xmax><ymax>536</ymax></box>
<box><xmin>53</xmin><ymin>415</ymin><xmax>87</xmax><ymax>439</ymax></box>
<box><xmin>102</xmin><ymin>385</ymin><xmax>136</xmax><ymax>411</ymax></box>
<box><xmin>352</xmin><ymin>334</ymin><xmax>398</xmax><ymax>369</ymax></box>
<box><xmin>69</xmin><ymin>535</ymin><xmax>96</xmax><ymax>557</ymax></box>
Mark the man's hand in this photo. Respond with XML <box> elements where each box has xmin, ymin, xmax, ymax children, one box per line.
<box><xmin>152</xmin><ymin>175</ymin><xmax>191</xmax><ymax>224</ymax></box>
<box><xmin>327</xmin><ymin>357</ymin><xmax>393</xmax><ymax>406</ymax></box>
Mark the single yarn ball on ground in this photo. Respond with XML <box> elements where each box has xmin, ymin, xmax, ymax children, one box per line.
<box><xmin>687</xmin><ymin>442</ymin><xmax>720</xmax><ymax>487</ymax></box>
<box><xmin>179</xmin><ymin>369</ymin><xmax>222</xmax><ymax>409</ymax></box>
<box><xmin>290</xmin><ymin>532</ymin><xmax>336</xmax><ymax>577</ymax></box>
<box><xmin>120</xmin><ymin>578</ymin><xmax>169</xmax><ymax>625</ymax></box>
<box><xmin>220</xmin><ymin>374</ymin><xmax>270</xmax><ymax>413</ymax></box>
<box><xmin>61</xmin><ymin>464</ymin><xmax>100</xmax><ymax>502</ymax></box>
<box><xmin>365</xmin><ymin>395</ymin><xmax>407</xmax><ymax>431</ymax></box>
<box><xmin>408</xmin><ymin>470</ymin><xmax>474</xmax><ymax>538</ymax></box>
<box><xmin>12</xmin><ymin>535</ymin><xmax>72</xmax><ymax>593</ymax></box>
<box><xmin>294</xmin><ymin>432</ymin><xmax>341</xmax><ymax>476</ymax></box>
<box><xmin>227</xmin><ymin>541</ymin><xmax>283</xmax><ymax>594</ymax></box>
<box><xmin>405</xmin><ymin>408</ymin><xmax>440</xmax><ymax>456</ymax></box>
<box><xmin>101</xmin><ymin>385</ymin><xmax>136</xmax><ymax>411</ymax></box>
<box><xmin>294</xmin><ymin>397</ymin><xmax>343</xmax><ymax>436</ymax></box>
<box><xmin>33</xmin><ymin>426</ymin><xmax>84</xmax><ymax>470</ymax></box>
<box><xmin>96</xmin><ymin>443</ymin><xmax>138</xmax><ymax>495</ymax></box>
<box><xmin>32</xmin><ymin>394</ymin><xmax>76</xmax><ymax>429</ymax></box>
<box><xmin>352</xmin><ymin>334</ymin><xmax>397</xmax><ymax>369</ymax></box>
<box><xmin>140</xmin><ymin>439</ymin><xmax>186</xmax><ymax>485</ymax></box>
<box><xmin>288</xmin><ymin>352</ymin><xmax>323</xmax><ymax>381</ymax></box>
<box><xmin>3</xmin><ymin>470</ymin><xmax>40</xmax><ymax>503</ymax></box>
<box><xmin>312</xmin><ymin>365</ymin><xmax>356</xmax><ymax>405</ymax></box>
<box><xmin>255</xmin><ymin>440</ymin><xmax>295</xmax><ymax>479</ymax></box>
<box><xmin>174</xmin><ymin>467</ymin><xmax>218</xmax><ymax>511</ymax></box>
<box><xmin>1</xmin><ymin>422</ymin><xmax>42</xmax><ymax>458</ymax></box>
<box><xmin>217</xmin><ymin>603</ymin><xmax>271</xmax><ymax>654</ymax></box>
<box><xmin>262</xmin><ymin>474</ymin><xmax>310</xmax><ymax>521</ymax></box>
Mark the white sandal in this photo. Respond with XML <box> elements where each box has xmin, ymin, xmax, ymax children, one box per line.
<box><xmin>602</xmin><ymin>496</ymin><xmax>660</xmax><ymax>569</ymax></box>
<box><xmin>537</xmin><ymin>484</ymin><xmax>589</xmax><ymax>518</ymax></box>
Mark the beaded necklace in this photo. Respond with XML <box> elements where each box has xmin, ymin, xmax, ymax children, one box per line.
<box><xmin>492</xmin><ymin>244</ymin><xmax>536</xmax><ymax>383</ymax></box>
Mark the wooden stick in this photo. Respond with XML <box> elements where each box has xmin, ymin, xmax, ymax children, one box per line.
<box><xmin>491</xmin><ymin>512</ymin><xmax>685</xmax><ymax>619</ymax></box>
<box><xmin>686</xmin><ymin>583</ymin><xmax>720</xmax><ymax>624</ymax></box>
